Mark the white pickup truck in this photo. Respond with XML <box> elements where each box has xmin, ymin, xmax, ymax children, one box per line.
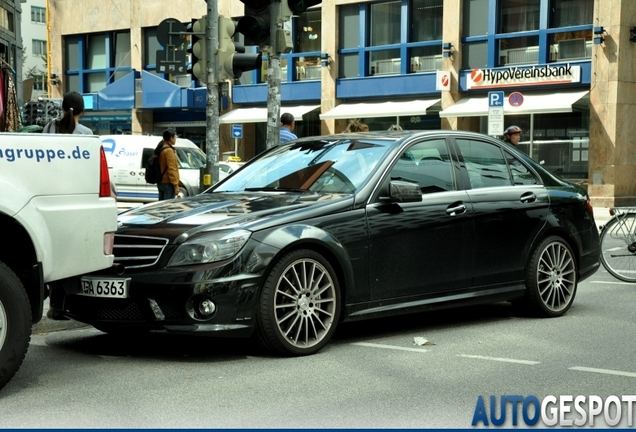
<box><xmin>0</xmin><ymin>133</ymin><xmax>118</xmax><ymax>390</ymax></box>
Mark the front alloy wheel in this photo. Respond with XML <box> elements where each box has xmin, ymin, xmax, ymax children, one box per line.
<box><xmin>524</xmin><ymin>236</ymin><xmax>577</xmax><ymax>317</ymax></box>
<box><xmin>256</xmin><ymin>249</ymin><xmax>340</xmax><ymax>356</ymax></box>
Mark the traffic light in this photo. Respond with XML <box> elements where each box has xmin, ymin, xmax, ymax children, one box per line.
<box><xmin>281</xmin><ymin>0</ymin><xmax>323</xmax><ymax>22</ymax></box>
<box><xmin>218</xmin><ymin>15</ymin><xmax>263</xmax><ymax>81</ymax></box>
<box><xmin>187</xmin><ymin>16</ymin><xmax>207</xmax><ymax>82</ymax></box>
<box><xmin>236</xmin><ymin>0</ymin><xmax>271</xmax><ymax>46</ymax></box>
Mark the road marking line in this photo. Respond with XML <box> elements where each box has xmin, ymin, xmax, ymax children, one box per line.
<box><xmin>589</xmin><ymin>280</ymin><xmax>635</xmax><ymax>285</ymax></box>
<box><xmin>457</xmin><ymin>354</ymin><xmax>540</xmax><ymax>365</ymax></box>
<box><xmin>352</xmin><ymin>342</ymin><xmax>428</xmax><ymax>353</ymax></box>
<box><xmin>569</xmin><ymin>366</ymin><xmax>636</xmax><ymax>378</ymax></box>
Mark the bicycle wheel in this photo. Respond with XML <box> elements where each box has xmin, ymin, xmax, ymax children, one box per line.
<box><xmin>600</xmin><ymin>213</ymin><xmax>636</xmax><ymax>282</ymax></box>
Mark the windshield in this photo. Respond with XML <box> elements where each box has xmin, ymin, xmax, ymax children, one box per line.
<box><xmin>215</xmin><ymin>138</ymin><xmax>394</xmax><ymax>193</ymax></box>
<box><xmin>176</xmin><ymin>147</ymin><xmax>206</xmax><ymax>169</ymax></box>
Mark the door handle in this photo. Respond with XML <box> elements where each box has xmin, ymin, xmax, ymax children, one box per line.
<box><xmin>520</xmin><ymin>192</ymin><xmax>537</xmax><ymax>203</ymax></box>
<box><xmin>446</xmin><ymin>203</ymin><xmax>467</xmax><ymax>216</ymax></box>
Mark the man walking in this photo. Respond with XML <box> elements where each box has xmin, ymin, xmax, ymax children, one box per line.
<box><xmin>157</xmin><ymin>129</ymin><xmax>181</xmax><ymax>200</ymax></box>
<box><xmin>280</xmin><ymin>112</ymin><xmax>298</xmax><ymax>143</ymax></box>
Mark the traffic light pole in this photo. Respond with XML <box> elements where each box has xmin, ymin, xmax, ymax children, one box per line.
<box><xmin>204</xmin><ymin>0</ymin><xmax>220</xmax><ymax>187</ymax></box>
<box><xmin>265</xmin><ymin>0</ymin><xmax>282</xmax><ymax>150</ymax></box>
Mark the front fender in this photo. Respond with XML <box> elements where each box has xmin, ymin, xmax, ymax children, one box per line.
<box><xmin>253</xmin><ymin>223</ymin><xmax>357</xmax><ymax>302</ymax></box>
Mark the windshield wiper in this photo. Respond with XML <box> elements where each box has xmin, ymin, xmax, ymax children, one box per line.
<box><xmin>244</xmin><ymin>187</ymin><xmax>308</xmax><ymax>193</ymax></box>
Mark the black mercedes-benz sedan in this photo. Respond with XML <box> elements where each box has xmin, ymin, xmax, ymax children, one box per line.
<box><xmin>48</xmin><ymin>130</ymin><xmax>600</xmax><ymax>356</ymax></box>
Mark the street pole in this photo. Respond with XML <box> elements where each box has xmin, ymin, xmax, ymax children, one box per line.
<box><xmin>265</xmin><ymin>0</ymin><xmax>282</xmax><ymax>150</ymax></box>
<box><xmin>204</xmin><ymin>0</ymin><xmax>220</xmax><ymax>187</ymax></box>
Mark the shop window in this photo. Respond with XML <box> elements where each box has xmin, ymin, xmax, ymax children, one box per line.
<box><xmin>499</xmin><ymin>0</ymin><xmax>540</xmax><ymax>33</ymax></box>
<box><xmin>64</xmin><ymin>31</ymin><xmax>132</xmax><ymax>94</ymax></box>
<box><xmin>143</xmin><ymin>27</ymin><xmax>161</xmax><ymax>75</ymax></box>
<box><xmin>411</xmin><ymin>0</ymin><xmax>443</xmax><ymax>42</ymax></box>
<box><xmin>549</xmin><ymin>0</ymin><xmax>593</xmax><ymax>28</ymax></box>
<box><xmin>339</xmin><ymin>54</ymin><xmax>359</xmax><ymax>78</ymax></box>
<box><xmin>370</xmin><ymin>1</ymin><xmax>401</xmax><ymax>46</ymax></box>
<box><xmin>550</xmin><ymin>31</ymin><xmax>592</xmax><ymax>61</ymax></box>
<box><xmin>463</xmin><ymin>0</ymin><xmax>489</xmax><ymax>37</ymax></box>
<box><xmin>410</xmin><ymin>45</ymin><xmax>442</xmax><ymax>72</ymax></box>
<box><xmin>337</xmin><ymin>0</ymin><xmax>443</xmax><ymax>78</ymax></box>
<box><xmin>296</xmin><ymin>10</ymin><xmax>321</xmax><ymax>81</ymax></box>
<box><xmin>339</xmin><ymin>5</ymin><xmax>359</xmax><ymax>49</ymax></box>
<box><xmin>499</xmin><ymin>36</ymin><xmax>539</xmax><ymax>66</ymax></box>
<box><xmin>461</xmin><ymin>41</ymin><xmax>488</xmax><ymax>70</ymax></box>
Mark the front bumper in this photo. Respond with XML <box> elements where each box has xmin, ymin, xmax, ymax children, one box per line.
<box><xmin>48</xmin><ymin>269</ymin><xmax>262</xmax><ymax>337</ymax></box>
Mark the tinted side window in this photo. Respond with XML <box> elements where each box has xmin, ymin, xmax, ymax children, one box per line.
<box><xmin>505</xmin><ymin>153</ymin><xmax>539</xmax><ymax>185</ymax></box>
<box><xmin>390</xmin><ymin>139</ymin><xmax>455</xmax><ymax>194</ymax></box>
<box><xmin>456</xmin><ymin>139</ymin><xmax>512</xmax><ymax>188</ymax></box>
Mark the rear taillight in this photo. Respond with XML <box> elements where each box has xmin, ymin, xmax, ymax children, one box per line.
<box><xmin>586</xmin><ymin>198</ymin><xmax>593</xmax><ymax>214</ymax></box>
<box><xmin>99</xmin><ymin>146</ymin><xmax>112</xmax><ymax>198</ymax></box>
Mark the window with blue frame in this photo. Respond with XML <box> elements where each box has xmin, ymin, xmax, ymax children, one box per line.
<box><xmin>256</xmin><ymin>9</ymin><xmax>323</xmax><ymax>84</ymax></box>
<box><xmin>64</xmin><ymin>31</ymin><xmax>132</xmax><ymax>93</ymax></box>
<box><xmin>461</xmin><ymin>0</ymin><xmax>593</xmax><ymax>70</ymax></box>
<box><xmin>337</xmin><ymin>0</ymin><xmax>443</xmax><ymax>79</ymax></box>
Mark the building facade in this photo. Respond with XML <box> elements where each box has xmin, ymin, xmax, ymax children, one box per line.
<box><xmin>21</xmin><ymin>0</ymin><xmax>47</xmax><ymax>100</ymax></box>
<box><xmin>46</xmin><ymin>0</ymin><xmax>636</xmax><ymax>206</ymax></box>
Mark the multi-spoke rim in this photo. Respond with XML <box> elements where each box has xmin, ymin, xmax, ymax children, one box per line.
<box><xmin>536</xmin><ymin>242</ymin><xmax>576</xmax><ymax>313</ymax></box>
<box><xmin>274</xmin><ymin>258</ymin><xmax>337</xmax><ymax>349</ymax></box>
<box><xmin>0</xmin><ymin>299</ymin><xmax>6</xmax><ymax>350</ymax></box>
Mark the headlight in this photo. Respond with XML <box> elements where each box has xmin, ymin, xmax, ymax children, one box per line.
<box><xmin>167</xmin><ymin>230</ymin><xmax>251</xmax><ymax>267</ymax></box>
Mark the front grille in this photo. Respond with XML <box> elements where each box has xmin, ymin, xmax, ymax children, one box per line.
<box><xmin>114</xmin><ymin>234</ymin><xmax>169</xmax><ymax>269</ymax></box>
<box><xmin>65</xmin><ymin>296</ymin><xmax>186</xmax><ymax>322</ymax></box>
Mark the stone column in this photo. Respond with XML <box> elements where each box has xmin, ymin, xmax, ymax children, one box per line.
<box><xmin>440</xmin><ymin>0</ymin><xmax>474</xmax><ymax>131</ymax></box>
<box><xmin>320</xmin><ymin>0</ymin><xmax>347</xmax><ymax>134</ymax></box>
<box><xmin>588</xmin><ymin>0</ymin><xmax>636</xmax><ymax>207</ymax></box>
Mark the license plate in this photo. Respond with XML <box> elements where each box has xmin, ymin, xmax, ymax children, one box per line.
<box><xmin>80</xmin><ymin>277</ymin><xmax>130</xmax><ymax>298</ymax></box>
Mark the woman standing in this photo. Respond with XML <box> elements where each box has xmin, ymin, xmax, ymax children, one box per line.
<box><xmin>42</xmin><ymin>91</ymin><xmax>93</xmax><ymax>135</ymax></box>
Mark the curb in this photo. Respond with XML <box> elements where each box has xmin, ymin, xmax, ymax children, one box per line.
<box><xmin>32</xmin><ymin>316</ymin><xmax>89</xmax><ymax>335</ymax></box>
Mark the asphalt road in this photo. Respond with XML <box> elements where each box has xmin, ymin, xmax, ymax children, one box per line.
<box><xmin>6</xmin><ymin>252</ymin><xmax>636</xmax><ymax>429</ymax></box>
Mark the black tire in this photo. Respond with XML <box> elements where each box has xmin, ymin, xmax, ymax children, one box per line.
<box><xmin>599</xmin><ymin>214</ymin><xmax>636</xmax><ymax>282</ymax></box>
<box><xmin>523</xmin><ymin>236</ymin><xmax>577</xmax><ymax>317</ymax></box>
<box><xmin>256</xmin><ymin>249</ymin><xmax>341</xmax><ymax>356</ymax></box>
<box><xmin>0</xmin><ymin>261</ymin><xmax>32</xmax><ymax>390</ymax></box>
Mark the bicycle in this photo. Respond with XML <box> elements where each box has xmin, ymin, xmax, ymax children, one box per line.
<box><xmin>599</xmin><ymin>207</ymin><xmax>636</xmax><ymax>282</ymax></box>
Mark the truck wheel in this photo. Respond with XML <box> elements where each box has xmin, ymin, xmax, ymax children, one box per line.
<box><xmin>0</xmin><ymin>261</ymin><xmax>32</xmax><ymax>390</ymax></box>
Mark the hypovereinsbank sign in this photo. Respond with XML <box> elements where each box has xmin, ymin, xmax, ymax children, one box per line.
<box><xmin>467</xmin><ymin>64</ymin><xmax>581</xmax><ymax>89</ymax></box>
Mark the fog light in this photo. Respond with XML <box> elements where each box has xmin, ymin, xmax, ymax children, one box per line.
<box><xmin>199</xmin><ymin>299</ymin><xmax>216</xmax><ymax>316</ymax></box>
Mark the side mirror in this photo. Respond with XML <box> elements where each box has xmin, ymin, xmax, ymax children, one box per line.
<box><xmin>379</xmin><ymin>180</ymin><xmax>422</xmax><ymax>203</ymax></box>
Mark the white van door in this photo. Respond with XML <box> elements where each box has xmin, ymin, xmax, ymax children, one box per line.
<box><xmin>102</xmin><ymin>137</ymin><xmax>157</xmax><ymax>201</ymax></box>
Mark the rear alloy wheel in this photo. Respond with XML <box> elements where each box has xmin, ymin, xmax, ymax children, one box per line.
<box><xmin>256</xmin><ymin>249</ymin><xmax>340</xmax><ymax>356</ymax></box>
<box><xmin>524</xmin><ymin>236</ymin><xmax>577</xmax><ymax>317</ymax></box>
<box><xmin>0</xmin><ymin>261</ymin><xmax>32</xmax><ymax>390</ymax></box>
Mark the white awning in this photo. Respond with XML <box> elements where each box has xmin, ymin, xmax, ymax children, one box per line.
<box><xmin>439</xmin><ymin>90</ymin><xmax>589</xmax><ymax>118</ymax></box>
<box><xmin>320</xmin><ymin>99</ymin><xmax>441</xmax><ymax>120</ymax></box>
<box><xmin>219</xmin><ymin>105</ymin><xmax>319</xmax><ymax>124</ymax></box>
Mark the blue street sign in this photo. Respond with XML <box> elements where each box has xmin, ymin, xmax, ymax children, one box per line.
<box><xmin>488</xmin><ymin>91</ymin><xmax>505</xmax><ymax>107</ymax></box>
<box><xmin>232</xmin><ymin>124</ymin><xmax>243</xmax><ymax>139</ymax></box>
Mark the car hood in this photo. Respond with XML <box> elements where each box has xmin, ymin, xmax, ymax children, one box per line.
<box><xmin>118</xmin><ymin>191</ymin><xmax>350</xmax><ymax>231</ymax></box>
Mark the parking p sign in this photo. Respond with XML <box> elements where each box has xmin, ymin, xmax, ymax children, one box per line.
<box><xmin>488</xmin><ymin>91</ymin><xmax>504</xmax><ymax>107</ymax></box>
<box><xmin>488</xmin><ymin>91</ymin><xmax>505</xmax><ymax>136</ymax></box>
<box><xmin>232</xmin><ymin>124</ymin><xmax>243</xmax><ymax>139</ymax></box>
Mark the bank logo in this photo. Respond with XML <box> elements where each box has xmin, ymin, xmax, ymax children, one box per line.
<box><xmin>470</xmin><ymin>68</ymin><xmax>484</xmax><ymax>84</ymax></box>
